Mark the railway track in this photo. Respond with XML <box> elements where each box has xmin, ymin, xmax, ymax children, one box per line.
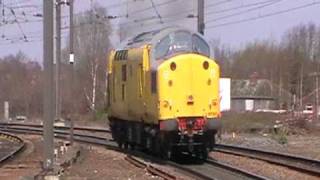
<box><xmin>125</xmin><ymin>155</ymin><xmax>178</xmax><ymax>180</ymax></box>
<box><xmin>168</xmin><ymin>159</ymin><xmax>267</xmax><ymax>180</ymax></box>
<box><xmin>0</xmin><ymin>123</ymin><xmax>267</xmax><ymax>180</ymax></box>
<box><xmin>0</xmin><ymin>131</ymin><xmax>25</xmax><ymax>165</ymax></box>
<box><xmin>214</xmin><ymin>144</ymin><xmax>320</xmax><ymax>177</ymax></box>
<box><xmin>0</xmin><ymin>125</ymin><xmax>114</xmax><ymax>146</ymax></box>
<box><xmin>1</xmin><ymin>123</ymin><xmax>320</xmax><ymax>178</ymax></box>
<box><xmin>0</xmin><ymin>122</ymin><xmax>110</xmax><ymax>133</ymax></box>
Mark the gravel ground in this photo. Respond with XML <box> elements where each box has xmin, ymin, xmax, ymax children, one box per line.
<box><xmin>212</xmin><ymin>132</ymin><xmax>320</xmax><ymax>180</ymax></box>
<box><xmin>0</xmin><ymin>135</ymin><xmax>188</xmax><ymax>180</ymax></box>
<box><xmin>62</xmin><ymin>146</ymin><xmax>160</xmax><ymax>180</ymax></box>
<box><xmin>0</xmin><ymin>135</ymin><xmax>43</xmax><ymax>180</ymax></box>
<box><xmin>218</xmin><ymin>132</ymin><xmax>320</xmax><ymax>160</ymax></box>
<box><xmin>62</xmin><ymin>145</ymin><xmax>191</xmax><ymax>180</ymax></box>
<box><xmin>210</xmin><ymin>152</ymin><xmax>319</xmax><ymax>180</ymax></box>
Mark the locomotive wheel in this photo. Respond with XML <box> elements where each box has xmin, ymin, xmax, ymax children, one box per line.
<box><xmin>166</xmin><ymin>148</ymin><xmax>173</xmax><ymax>160</ymax></box>
<box><xmin>207</xmin><ymin>131</ymin><xmax>216</xmax><ymax>151</ymax></box>
<box><xmin>124</xmin><ymin>142</ymin><xmax>129</xmax><ymax>149</ymax></box>
<box><xmin>146</xmin><ymin>136</ymin><xmax>152</xmax><ymax>150</ymax></box>
<box><xmin>210</xmin><ymin>135</ymin><xmax>216</xmax><ymax>151</ymax></box>
<box><xmin>117</xmin><ymin>141</ymin><xmax>123</xmax><ymax>148</ymax></box>
<box><xmin>152</xmin><ymin>137</ymin><xmax>161</xmax><ymax>156</ymax></box>
<box><xmin>161</xmin><ymin>143</ymin><xmax>174</xmax><ymax>160</ymax></box>
<box><xmin>200</xmin><ymin>146</ymin><xmax>208</xmax><ymax>160</ymax></box>
<box><xmin>166</xmin><ymin>150</ymin><xmax>172</xmax><ymax>160</ymax></box>
<box><xmin>129</xmin><ymin>143</ymin><xmax>135</xmax><ymax>150</ymax></box>
<box><xmin>115</xmin><ymin>129</ymin><xmax>124</xmax><ymax>148</ymax></box>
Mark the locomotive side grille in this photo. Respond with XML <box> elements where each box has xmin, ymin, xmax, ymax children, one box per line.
<box><xmin>151</xmin><ymin>70</ymin><xmax>157</xmax><ymax>93</ymax></box>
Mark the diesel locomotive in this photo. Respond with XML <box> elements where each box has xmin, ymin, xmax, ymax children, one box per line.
<box><xmin>107</xmin><ymin>27</ymin><xmax>221</xmax><ymax>159</ymax></box>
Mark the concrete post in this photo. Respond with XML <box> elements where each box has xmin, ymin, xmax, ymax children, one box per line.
<box><xmin>43</xmin><ymin>0</ymin><xmax>55</xmax><ymax>171</ymax></box>
<box><xmin>4</xmin><ymin>101</ymin><xmax>9</xmax><ymax>121</ymax></box>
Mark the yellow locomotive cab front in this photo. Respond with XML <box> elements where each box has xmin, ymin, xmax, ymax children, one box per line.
<box><xmin>157</xmin><ymin>54</ymin><xmax>222</xmax><ymax>152</ymax></box>
<box><xmin>158</xmin><ymin>54</ymin><xmax>220</xmax><ymax>120</ymax></box>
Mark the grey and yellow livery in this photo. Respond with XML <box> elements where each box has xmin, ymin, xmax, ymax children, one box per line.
<box><xmin>107</xmin><ymin>27</ymin><xmax>221</xmax><ymax>159</ymax></box>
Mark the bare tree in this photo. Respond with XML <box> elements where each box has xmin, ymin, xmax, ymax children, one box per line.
<box><xmin>0</xmin><ymin>52</ymin><xmax>42</xmax><ymax>118</ymax></box>
<box><xmin>84</xmin><ymin>57</ymin><xmax>99</xmax><ymax>111</ymax></box>
<box><xmin>213</xmin><ymin>23</ymin><xmax>320</xmax><ymax>109</ymax></box>
<box><xmin>63</xmin><ymin>3</ymin><xmax>112</xmax><ymax>116</ymax></box>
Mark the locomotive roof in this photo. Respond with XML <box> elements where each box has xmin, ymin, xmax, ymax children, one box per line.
<box><xmin>118</xmin><ymin>27</ymin><xmax>197</xmax><ymax>49</ymax></box>
<box><xmin>116</xmin><ymin>27</ymin><xmax>211</xmax><ymax>70</ymax></box>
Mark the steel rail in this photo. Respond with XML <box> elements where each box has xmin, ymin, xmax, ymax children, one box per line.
<box><xmin>0</xmin><ymin>131</ymin><xmax>25</xmax><ymax>165</ymax></box>
<box><xmin>205</xmin><ymin>159</ymin><xmax>267</xmax><ymax>180</ymax></box>
<box><xmin>165</xmin><ymin>162</ymin><xmax>215</xmax><ymax>180</ymax></box>
<box><xmin>167</xmin><ymin>157</ymin><xmax>267</xmax><ymax>180</ymax></box>
<box><xmin>0</xmin><ymin>126</ymin><xmax>111</xmax><ymax>142</ymax></box>
<box><xmin>0</xmin><ymin>122</ymin><xmax>110</xmax><ymax>133</ymax></box>
<box><xmin>215</xmin><ymin>144</ymin><xmax>320</xmax><ymax>177</ymax></box>
<box><xmin>0</xmin><ymin>125</ymin><xmax>268</xmax><ymax>179</ymax></box>
<box><xmin>125</xmin><ymin>155</ymin><xmax>177</xmax><ymax>180</ymax></box>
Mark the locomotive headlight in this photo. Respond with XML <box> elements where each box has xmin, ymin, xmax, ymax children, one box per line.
<box><xmin>212</xmin><ymin>99</ymin><xmax>218</xmax><ymax>106</ymax></box>
<box><xmin>203</xmin><ymin>61</ymin><xmax>209</xmax><ymax>70</ymax></box>
<box><xmin>163</xmin><ymin>100</ymin><xmax>169</xmax><ymax>108</ymax></box>
<box><xmin>188</xmin><ymin>95</ymin><xmax>194</xmax><ymax>102</ymax></box>
<box><xmin>187</xmin><ymin>95</ymin><xmax>194</xmax><ymax>105</ymax></box>
<box><xmin>170</xmin><ymin>62</ymin><xmax>176</xmax><ymax>71</ymax></box>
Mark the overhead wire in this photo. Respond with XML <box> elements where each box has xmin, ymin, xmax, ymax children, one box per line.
<box><xmin>206</xmin><ymin>0</ymin><xmax>233</xmax><ymax>9</ymax></box>
<box><xmin>0</xmin><ymin>0</ymin><xmax>52</xmax><ymax>45</ymax></box>
<box><xmin>206</xmin><ymin>1</ymin><xmax>320</xmax><ymax>29</ymax></box>
<box><xmin>9</xmin><ymin>7</ymin><xmax>28</xmax><ymax>41</ymax></box>
<box><xmin>0</xmin><ymin>0</ymin><xmax>103</xmax><ymax>47</ymax></box>
<box><xmin>118</xmin><ymin>0</ymin><xmax>280</xmax><ymax>29</ymax></box>
<box><xmin>120</xmin><ymin>0</ymin><xmax>223</xmax><ymax>26</ymax></box>
<box><xmin>205</xmin><ymin>0</ymin><xmax>282</xmax><ymax>24</ymax></box>
<box><xmin>127</xmin><ymin>0</ymin><xmax>178</xmax><ymax>17</ymax></box>
<box><xmin>206</xmin><ymin>0</ymin><xmax>280</xmax><ymax>15</ymax></box>
<box><xmin>1</xmin><ymin>0</ymin><xmax>319</xmax><ymax>46</ymax></box>
<box><xmin>149</xmin><ymin>0</ymin><xmax>163</xmax><ymax>23</ymax></box>
<box><xmin>120</xmin><ymin>0</ymin><xmax>320</xmax><ymax>32</ymax></box>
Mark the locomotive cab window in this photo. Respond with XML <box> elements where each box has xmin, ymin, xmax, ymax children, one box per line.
<box><xmin>192</xmin><ymin>35</ymin><xmax>210</xmax><ymax>57</ymax></box>
<box><xmin>155</xmin><ymin>31</ymin><xmax>192</xmax><ymax>60</ymax></box>
<box><xmin>168</xmin><ymin>31</ymin><xmax>192</xmax><ymax>56</ymax></box>
<box><xmin>154</xmin><ymin>31</ymin><xmax>210</xmax><ymax>60</ymax></box>
<box><xmin>154</xmin><ymin>35</ymin><xmax>171</xmax><ymax>60</ymax></box>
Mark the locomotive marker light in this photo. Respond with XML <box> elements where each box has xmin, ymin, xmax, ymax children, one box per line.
<box><xmin>207</xmin><ymin>79</ymin><xmax>212</xmax><ymax>86</ymax></box>
<box><xmin>170</xmin><ymin>62</ymin><xmax>176</xmax><ymax>71</ymax></box>
<box><xmin>203</xmin><ymin>61</ymin><xmax>209</xmax><ymax>70</ymax></box>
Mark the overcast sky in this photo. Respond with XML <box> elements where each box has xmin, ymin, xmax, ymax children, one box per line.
<box><xmin>0</xmin><ymin>0</ymin><xmax>319</xmax><ymax>61</ymax></box>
